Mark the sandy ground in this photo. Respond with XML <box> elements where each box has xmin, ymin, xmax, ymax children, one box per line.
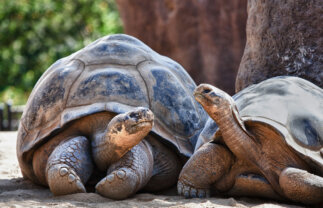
<box><xmin>0</xmin><ymin>132</ymin><xmax>305</xmax><ymax>208</ymax></box>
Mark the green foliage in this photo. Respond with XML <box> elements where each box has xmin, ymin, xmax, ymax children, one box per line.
<box><xmin>0</xmin><ymin>0</ymin><xmax>123</xmax><ymax>105</ymax></box>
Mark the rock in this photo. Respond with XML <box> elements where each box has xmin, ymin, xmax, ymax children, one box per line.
<box><xmin>236</xmin><ymin>0</ymin><xmax>323</xmax><ymax>92</ymax></box>
<box><xmin>116</xmin><ymin>0</ymin><xmax>247</xmax><ymax>94</ymax></box>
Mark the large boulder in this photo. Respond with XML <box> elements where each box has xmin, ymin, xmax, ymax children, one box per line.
<box><xmin>236</xmin><ymin>0</ymin><xmax>323</xmax><ymax>92</ymax></box>
<box><xmin>116</xmin><ymin>0</ymin><xmax>247</xmax><ymax>95</ymax></box>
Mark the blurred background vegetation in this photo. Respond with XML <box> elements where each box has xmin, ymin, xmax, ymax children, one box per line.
<box><xmin>0</xmin><ymin>0</ymin><xmax>123</xmax><ymax>105</ymax></box>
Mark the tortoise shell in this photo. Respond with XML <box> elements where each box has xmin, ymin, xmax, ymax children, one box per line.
<box><xmin>17</xmin><ymin>34</ymin><xmax>207</xmax><ymax>181</ymax></box>
<box><xmin>197</xmin><ymin>76</ymin><xmax>323</xmax><ymax>174</ymax></box>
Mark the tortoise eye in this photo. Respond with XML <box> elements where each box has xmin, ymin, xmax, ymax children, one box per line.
<box><xmin>203</xmin><ymin>89</ymin><xmax>211</xmax><ymax>94</ymax></box>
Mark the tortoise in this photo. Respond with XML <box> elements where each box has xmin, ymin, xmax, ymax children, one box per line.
<box><xmin>178</xmin><ymin>76</ymin><xmax>323</xmax><ymax>204</ymax></box>
<box><xmin>16</xmin><ymin>34</ymin><xmax>207</xmax><ymax>199</ymax></box>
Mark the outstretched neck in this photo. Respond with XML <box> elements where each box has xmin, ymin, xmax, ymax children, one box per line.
<box><xmin>215</xmin><ymin>109</ymin><xmax>259</xmax><ymax>162</ymax></box>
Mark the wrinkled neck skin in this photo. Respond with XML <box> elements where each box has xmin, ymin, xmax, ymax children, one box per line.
<box><xmin>91</xmin><ymin>127</ymin><xmax>129</xmax><ymax>164</ymax></box>
<box><xmin>208</xmin><ymin>104</ymin><xmax>260</xmax><ymax>164</ymax></box>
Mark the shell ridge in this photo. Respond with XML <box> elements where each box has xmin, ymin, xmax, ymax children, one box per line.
<box><xmin>61</xmin><ymin>102</ymin><xmax>142</xmax><ymax>125</ymax></box>
<box><xmin>135</xmin><ymin>60</ymin><xmax>151</xmax><ymax>109</ymax></box>
<box><xmin>64</xmin><ymin>59</ymin><xmax>86</xmax><ymax>108</ymax></box>
<box><xmin>85</xmin><ymin>62</ymin><xmax>137</xmax><ymax>67</ymax></box>
<box><xmin>151</xmin><ymin>118</ymin><xmax>193</xmax><ymax>157</ymax></box>
<box><xmin>241</xmin><ymin>115</ymin><xmax>286</xmax><ymax>128</ymax></box>
<box><xmin>104</xmin><ymin>39</ymin><xmax>152</xmax><ymax>53</ymax></box>
<box><xmin>244</xmin><ymin>116</ymin><xmax>323</xmax><ymax>172</ymax></box>
<box><xmin>63</xmin><ymin>101</ymin><xmax>140</xmax><ymax>109</ymax></box>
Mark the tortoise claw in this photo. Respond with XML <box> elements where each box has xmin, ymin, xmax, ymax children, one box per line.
<box><xmin>96</xmin><ymin>141</ymin><xmax>153</xmax><ymax>200</ymax></box>
<box><xmin>177</xmin><ymin>181</ymin><xmax>210</xmax><ymax>198</ymax></box>
<box><xmin>47</xmin><ymin>164</ymin><xmax>86</xmax><ymax>196</ymax></box>
<box><xmin>95</xmin><ymin>168</ymin><xmax>138</xmax><ymax>200</ymax></box>
<box><xmin>190</xmin><ymin>188</ymin><xmax>197</xmax><ymax>198</ymax></box>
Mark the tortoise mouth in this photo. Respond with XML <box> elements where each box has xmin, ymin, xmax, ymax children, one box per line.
<box><xmin>130</xmin><ymin>120</ymin><xmax>153</xmax><ymax>130</ymax></box>
<box><xmin>127</xmin><ymin>120</ymin><xmax>153</xmax><ymax>135</ymax></box>
<box><xmin>194</xmin><ymin>92</ymin><xmax>213</xmax><ymax>105</ymax></box>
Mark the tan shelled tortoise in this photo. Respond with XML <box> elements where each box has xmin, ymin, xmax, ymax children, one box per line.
<box><xmin>17</xmin><ymin>34</ymin><xmax>207</xmax><ymax>199</ymax></box>
<box><xmin>178</xmin><ymin>76</ymin><xmax>323</xmax><ymax>204</ymax></box>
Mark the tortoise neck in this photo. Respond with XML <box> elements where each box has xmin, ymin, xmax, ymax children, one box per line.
<box><xmin>215</xmin><ymin>108</ymin><xmax>259</xmax><ymax>162</ymax></box>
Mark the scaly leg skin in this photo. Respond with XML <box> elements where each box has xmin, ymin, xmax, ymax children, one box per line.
<box><xmin>178</xmin><ymin>142</ymin><xmax>233</xmax><ymax>198</ymax></box>
<box><xmin>143</xmin><ymin>135</ymin><xmax>182</xmax><ymax>192</ymax></box>
<box><xmin>227</xmin><ymin>173</ymin><xmax>282</xmax><ymax>200</ymax></box>
<box><xmin>46</xmin><ymin>136</ymin><xmax>93</xmax><ymax>196</ymax></box>
<box><xmin>279</xmin><ymin>167</ymin><xmax>323</xmax><ymax>204</ymax></box>
<box><xmin>95</xmin><ymin>140</ymin><xmax>154</xmax><ymax>200</ymax></box>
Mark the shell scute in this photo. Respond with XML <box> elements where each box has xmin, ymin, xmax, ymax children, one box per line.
<box><xmin>149</xmin><ymin>68</ymin><xmax>200</xmax><ymax>137</ymax></box>
<box><xmin>288</xmin><ymin>115</ymin><xmax>322</xmax><ymax>149</ymax></box>
<box><xmin>75</xmin><ymin>40</ymin><xmax>148</xmax><ymax>66</ymax></box>
<box><xmin>22</xmin><ymin>59</ymin><xmax>84</xmax><ymax>131</ymax></box>
<box><xmin>66</xmin><ymin>68</ymin><xmax>148</xmax><ymax>108</ymax></box>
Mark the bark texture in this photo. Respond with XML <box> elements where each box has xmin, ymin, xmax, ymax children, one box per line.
<box><xmin>236</xmin><ymin>0</ymin><xmax>323</xmax><ymax>92</ymax></box>
<box><xmin>116</xmin><ymin>0</ymin><xmax>247</xmax><ymax>94</ymax></box>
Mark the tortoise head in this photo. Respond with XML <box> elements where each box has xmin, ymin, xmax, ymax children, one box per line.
<box><xmin>108</xmin><ymin>107</ymin><xmax>154</xmax><ymax>137</ymax></box>
<box><xmin>194</xmin><ymin>84</ymin><xmax>235</xmax><ymax>120</ymax></box>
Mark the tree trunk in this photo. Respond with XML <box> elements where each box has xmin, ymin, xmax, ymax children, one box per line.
<box><xmin>236</xmin><ymin>0</ymin><xmax>323</xmax><ymax>92</ymax></box>
<box><xmin>116</xmin><ymin>0</ymin><xmax>247</xmax><ymax>95</ymax></box>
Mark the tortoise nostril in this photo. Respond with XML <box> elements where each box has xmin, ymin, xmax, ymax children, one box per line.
<box><xmin>203</xmin><ymin>89</ymin><xmax>211</xmax><ymax>94</ymax></box>
<box><xmin>129</xmin><ymin>112</ymin><xmax>138</xmax><ymax>119</ymax></box>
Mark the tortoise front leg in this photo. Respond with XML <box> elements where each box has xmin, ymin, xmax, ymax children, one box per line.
<box><xmin>142</xmin><ymin>135</ymin><xmax>182</xmax><ymax>192</ymax></box>
<box><xmin>46</xmin><ymin>136</ymin><xmax>93</xmax><ymax>195</ymax></box>
<box><xmin>95</xmin><ymin>140</ymin><xmax>154</xmax><ymax>199</ymax></box>
<box><xmin>279</xmin><ymin>167</ymin><xmax>323</xmax><ymax>204</ymax></box>
<box><xmin>178</xmin><ymin>142</ymin><xmax>234</xmax><ymax>198</ymax></box>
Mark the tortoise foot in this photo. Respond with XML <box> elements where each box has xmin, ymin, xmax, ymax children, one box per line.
<box><xmin>45</xmin><ymin>136</ymin><xmax>93</xmax><ymax>196</ymax></box>
<box><xmin>177</xmin><ymin>143</ymin><xmax>232</xmax><ymax>198</ymax></box>
<box><xmin>95</xmin><ymin>168</ymin><xmax>139</xmax><ymax>200</ymax></box>
<box><xmin>47</xmin><ymin>164</ymin><xmax>86</xmax><ymax>195</ymax></box>
<box><xmin>95</xmin><ymin>141</ymin><xmax>153</xmax><ymax>200</ymax></box>
<box><xmin>177</xmin><ymin>181</ymin><xmax>210</xmax><ymax>198</ymax></box>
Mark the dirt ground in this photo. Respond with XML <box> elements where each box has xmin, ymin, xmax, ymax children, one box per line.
<box><xmin>0</xmin><ymin>132</ymin><xmax>304</xmax><ymax>208</ymax></box>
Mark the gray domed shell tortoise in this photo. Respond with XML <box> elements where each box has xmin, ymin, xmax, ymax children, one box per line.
<box><xmin>17</xmin><ymin>34</ymin><xmax>207</xmax><ymax>199</ymax></box>
<box><xmin>178</xmin><ymin>76</ymin><xmax>323</xmax><ymax>204</ymax></box>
